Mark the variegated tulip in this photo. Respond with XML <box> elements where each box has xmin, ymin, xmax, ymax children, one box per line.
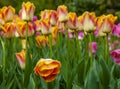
<box><xmin>40</xmin><ymin>10</ymin><xmax>50</xmax><ymax>19</ymax></box>
<box><xmin>0</xmin><ymin>14</ymin><xmax>5</xmax><ymax>25</ymax></box>
<box><xmin>16</xmin><ymin>21</ymin><xmax>34</xmax><ymax>37</ymax></box>
<box><xmin>82</xmin><ymin>11</ymin><xmax>96</xmax><ymax>32</ymax></box>
<box><xmin>98</xmin><ymin>14</ymin><xmax>117</xmax><ymax>34</ymax></box>
<box><xmin>16</xmin><ymin>50</ymin><xmax>26</xmax><ymax>69</ymax></box>
<box><xmin>34</xmin><ymin>58</ymin><xmax>61</xmax><ymax>82</ymax></box>
<box><xmin>1</xmin><ymin>6</ymin><xmax>15</xmax><ymax>22</ymax></box>
<box><xmin>2</xmin><ymin>22</ymin><xmax>19</xmax><ymax>38</ymax></box>
<box><xmin>41</xmin><ymin>18</ymin><xmax>52</xmax><ymax>35</ymax></box>
<box><xmin>66</xmin><ymin>12</ymin><xmax>79</xmax><ymax>30</ymax></box>
<box><xmin>34</xmin><ymin>20</ymin><xmax>41</xmax><ymax>31</ymax></box>
<box><xmin>35</xmin><ymin>35</ymin><xmax>48</xmax><ymax>47</ymax></box>
<box><xmin>57</xmin><ymin>5</ymin><xmax>68</xmax><ymax>22</ymax></box>
<box><xmin>19</xmin><ymin>2</ymin><xmax>35</xmax><ymax>21</ymax></box>
<box><xmin>49</xmin><ymin>10</ymin><xmax>57</xmax><ymax>26</ymax></box>
<box><xmin>77</xmin><ymin>16</ymin><xmax>83</xmax><ymax>31</ymax></box>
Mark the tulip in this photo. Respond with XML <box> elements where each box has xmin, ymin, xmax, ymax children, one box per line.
<box><xmin>16</xmin><ymin>50</ymin><xmax>26</xmax><ymax>69</ymax></box>
<box><xmin>97</xmin><ymin>14</ymin><xmax>117</xmax><ymax>34</ymax></box>
<box><xmin>34</xmin><ymin>58</ymin><xmax>61</xmax><ymax>82</ymax></box>
<box><xmin>0</xmin><ymin>14</ymin><xmax>5</xmax><ymax>25</ymax></box>
<box><xmin>66</xmin><ymin>12</ymin><xmax>79</xmax><ymax>30</ymax></box>
<box><xmin>35</xmin><ymin>35</ymin><xmax>48</xmax><ymax>47</ymax></box>
<box><xmin>88</xmin><ymin>42</ymin><xmax>97</xmax><ymax>56</ymax></box>
<box><xmin>40</xmin><ymin>10</ymin><xmax>50</xmax><ymax>19</ymax></box>
<box><xmin>82</xmin><ymin>11</ymin><xmax>96</xmax><ymax>32</ymax></box>
<box><xmin>19</xmin><ymin>1</ymin><xmax>35</xmax><ymax>21</ymax></box>
<box><xmin>2</xmin><ymin>22</ymin><xmax>19</xmax><ymax>38</ymax></box>
<box><xmin>1</xmin><ymin>6</ymin><xmax>15</xmax><ymax>22</ymax></box>
<box><xmin>78</xmin><ymin>31</ymin><xmax>84</xmax><ymax>40</ymax></box>
<box><xmin>49</xmin><ymin>10</ymin><xmax>58</xmax><ymax>26</ymax></box>
<box><xmin>110</xmin><ymin>49</ymin><xmax>120</xmax><ymax>65</ymax></box>
<box><xmin>77</xmin><ymin>16</ymin><xmax>83</xmax><ymax>31</ymax></box>
<box><xmin>34</xmin><ymin>20</ymin><xmax>41</xmax><ymax>31</ymax></box>
<box><xmin>57</xmin><ymin>5</ymin><xmax>68</xmax><ymax>22</ymax></box>
<box><xmin>41</xmin><ymin>18</ymin><xmax>52</xmax><ymax>35</ymax></box>
<box><xmin>112</xmin><ymin>23</ymin><xmax>120</xmax><ymax>37</ymax></box>
<box><xmin>16</xmin><ymin>21</ymin><xmax>34</xmax><ymax>37</ymax></box>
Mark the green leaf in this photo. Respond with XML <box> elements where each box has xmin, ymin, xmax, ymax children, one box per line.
<box><xmin>72</xmin><ymin>84</ymin><xmax>82</xmax><ymax>89</ymax></box>
<box><xmin>28</xmin><ymin>75</ymin><xmax>36</xmax><ymax>89</ymax></box>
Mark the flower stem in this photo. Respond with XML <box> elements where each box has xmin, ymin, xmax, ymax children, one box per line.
<box><xmin>105</xmin><ymin>34</ymin><xmax>109</xmax><ymax>65</ymax></box>
<box><xmin>49</xmin><ymin>34</ymin><xmax>53</xmax><ymax>58</ymax></box>
<box><xmin>0</xmin><ymin>37</ymin><xmax>6</xmax><ymax>88</ymax></box>
<box><xmin>89</xmin><ymin>33</ymin><xmax>93</xmax><ymax>67</ymax></box>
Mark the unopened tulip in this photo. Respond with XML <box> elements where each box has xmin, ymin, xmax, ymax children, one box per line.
<box><xmin>34</xmin><ymin>20</ymin><xmax>41</xmax><ymax>31</ymax></box>
<box><xmin>77</xmin><ymin>16</ymin><xmax>83</xmax><ymax>31</ymax></box>
<box><xmin>41</xmin><ymin>18</ymin><xmax>52</xmax><ymax>35</ymax></box>
<box><xmin>19</xmin><ymin>2</ymin><xmax>35</xmax><ymax>21</ymax></box>
<box><xmin>57</xmin><ymin>5</ymin><xmax>68</xmax><ymax>22</ymax></box>
<box><xmin>16</xmin><ymin>50</ymin><xmax>26</xmax><ymax>69</ymax></box>
<box><xmin>49</xmin><ymin>10</ymin><xmax>57</xmax><ymax>26</ymax></box>
<box><xmin>110</xmin><ymin>49</ymin><xmax>120</xmax><ymax>65</ymax></box>
<box><xmin>78</xmin><ymin>31</ymin><xmax>84</xmax><ymax>40</ymax></box>
<box><xmin>16</xmin><ymin>21</ymin><xmax>34</xmax><ymax>37</ymax></box>
<box><xmin>1</xmin><ymin>6</ymin><xmax>15</xmax><ymax>22</ymax></box>
<box><xmin>40</xmin><ymin>10</ymin><xmax>50</xmax><ymax>19</ymax></box>
<box><xmin>66</xmin><ymin>12</ymin><xmax>79</xmax><ymax>30</ymax></box>
<box><xmin>34</xmin><ymin>58</ymin><xmax>61</xmax><ymax>82</ymax></box>
<box><xmin>82</xmin><ymin>11</ymin><xmax>96</xmax><ymax>32</ymax></box>
<box><xmin>35</xmin><ymin>35</ymin><xmax>48</xmax><ymax>47</ymax></box>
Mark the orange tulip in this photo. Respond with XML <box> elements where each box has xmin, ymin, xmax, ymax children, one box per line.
<box><xmin>16</xmin><ymin>50</ymin><xmax>26</xmax><ymax>69</ymax></box>
<box><xmin>82</xmin><ymin>11</ymin><xmax>96</xmax><ymax>32</ymax></box>
<box><xmin>41</xmin><ymin>18</ymin><xmax>52</xmax><ymax>35</ymax></box>
<box><xmin>34</xmin><ymin>58</ymin><xmax>61</xmax><ymax>82</ymax></box>
<box><xmin>66</xmin><ymin>12</ymin><xmax>79</xmax><ymax>30</ymax></box>
<box><xmin>19</xmin><ymin>1</ymin><xmax>35</xmax><ymax>21</ymax></box>
<box><xmin>0</xmin><ymin>6</ymin><xmax>15</xmax><ymax>22</ymax></box>
<box><xmin>57</xmin><ymin>5</ymin><xmax>68</xmax><ymax>22</ymax></box>
<box><xmin>77</xmin><ymin>16</ymin><xmax>83</xmax><ymax>31</ymax></box>
<box><xmin>0</xmin><ymin>14</ymin><xmax>5</xmax><ymax>25</ymax></box>
<box><xmin>97</xmin><ymin>14</ymin><xmax>117</xmax><ymax>34</ymax></box>
<box><xmin>16</xmin><ymin>21</ymin><xmax>34</xmax><ymax>37</ymax></box>
<box><xmin>35</xmin><ymin>35</ymin><xmax>48</xmax><ymax>47</ymax></box>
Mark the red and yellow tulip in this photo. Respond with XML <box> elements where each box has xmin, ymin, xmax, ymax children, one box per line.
<box><xmin>0</xmin><ymin>6</ymin><xmax>15</xmax><ymax>22</ymax></box>
<box><xmin>34</xmin><ymin>58</ymin><xmax>61</xmax><ymax>82</ymax></box>
<box><xmin>16</xmin><ymin>21</ymin><xmax>34</xmax><ymax>37</ymax></box>
<box><xmin>16</xmin><ymin>50</ymin><xmax>26</xmax><ymax>69</ymax></box>
<box><xmin>19</xmin><ymin>1</ymin><xmax>35</xmax><ymax>21</ymax></box>
<box><xmin>82</xmin><ymin>11</ymin><xmax>96</xmax><ymax>32</ymax></box>
<box><xmin>66</xmin><ymin>12</ymin><xmax>79</xmax><ymax>30</ymax></box>
<box><xmin>41</xmin><ymin>18</ymin><xmax>52</xmax><ymax>35</ymax></box>
<box><xmin>57</xmin><ymin>5</ymin><xmax>68</xmax><ymax>22</ymax></box>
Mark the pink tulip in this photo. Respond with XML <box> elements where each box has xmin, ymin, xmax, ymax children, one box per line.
<box><xmin>88</xmin><ymin>42</ymin><xmax>97</xmax><ymax>56</ymax></box>
<box><xmin>112</xmin><ymin>23</ymin><xmax>120</xmax><ymax>37</ymax></box>
<box><xmin>110</xmin><ymin>49</ymin><xmax>120</xmax><ymax>65</ymax></box>
<box><xmin>78</xmin><ymin>31</ymin><xmax>84</xmax><ymax>40</ymax></box>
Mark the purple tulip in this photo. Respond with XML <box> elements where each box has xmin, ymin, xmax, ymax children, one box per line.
<box><xmin>110</xmin><ymin>49</ymin><xmax>120</xmax><ymax>65</ymax></box>
<box><xmin>78</xmin><ymin>31</ymin><xmax>84</xmax><ymax>40</ymax></box>
<box><xmin>112</xmin><ymin>23</ymin><xmax>120</xmax><ymax>37</ymax></box>
<box><xmin>88</xmin><ymin>42</ymin><xmax>97</xmax><ymax>56</ymax></box>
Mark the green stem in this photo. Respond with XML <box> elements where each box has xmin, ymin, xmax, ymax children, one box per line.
<box><xmin>48</xmin><ymin>34</ymin><xmax>53</xmax><ymax>58</ymax></box>
<box><xmin>89</xmin><ymin>33</ymin><xmax>93</xmax><ymax>67</ymax></box>
<box><xmin>105</xmin><ymin>34</ymin><xmax>109</xmax><ymax>65</ymax></box>
<box><xmin>0</xmin><ymin>37</ymin><xmax>6</xmax><ymax>88</ymax></box>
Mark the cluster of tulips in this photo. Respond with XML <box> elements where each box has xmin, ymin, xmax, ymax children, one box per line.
<box><xmin>0</xmin><ymin>1</ymin><xmax>120</xmax><ymax>89</ymax></box>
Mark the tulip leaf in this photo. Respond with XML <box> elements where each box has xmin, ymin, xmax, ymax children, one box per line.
<box><xmin>99</xmin><ymin>56</ymin><xmax>110</xmax><ymax>89</ymax></box>
<box><xmin>72</xmin><ymin>84</ymin><xmax>82</xmax><ymax>89</ymax></box>
<box><xmin>28</xmin><ymin>75</ymin><xmax>36</xmax><ymax>89</ymax></box>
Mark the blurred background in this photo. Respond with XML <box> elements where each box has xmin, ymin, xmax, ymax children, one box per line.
<box><xmin>0</xmin><ymin>0</ymin><xmax>120</xmax><ymax>21</ymax></box>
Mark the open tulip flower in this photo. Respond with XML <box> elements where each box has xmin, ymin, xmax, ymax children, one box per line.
<box><xmin>110</xmin><ymin>49</ymin><xmax>120</xmax><ymax>65</ymax></box>
<box><xmin>19</xmin><ymin>1</ymin><xmax>35</xmax><ymax>21</ymax></box>
<box><xmin>16</xmin><ymin>50</ymin><xmax>26</xmax><ymax>69</ymax></box>
<box><xmin>66</xmin><ymin>12</ymin><xmax>79</xmax><ymax>30</ymax></box>
<box><xmin>16</xmin><ymin>21</ymin><xmax>34</xmax><ymax>37</ymax></box>
<box><xmin>34</xmin><ymin>58</ymin><xmax>61</xmax><ymax>82</ymax></box>
<box><xmin>0</xmin><ymin>6</ymin><xmax>15</xmax><ymax>22</ymax></box>
<box><xmin>57</xmin><ymin>5</ymin><xmax>68</xmax><ymax>22</ymax></box>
